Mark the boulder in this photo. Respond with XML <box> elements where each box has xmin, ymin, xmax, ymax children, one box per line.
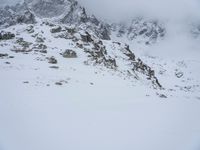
<box><xmin>0</xmin><ymin>53</ymin><xmax>8</xmax><ymax>58</ymax></box>
<box><xmin>175</xmin><ymin>71</ymin><xmax>184</xmax><ymax>78</ymax></box>
<box><xmin>50</xmin><ymin>26</ymin><xmax>62</xmax><ymax>33</ymax></box>
<box><xmin>0</xmin><ymin>31</ymin><xmax>15</xmax><ymax>40</ymax></box>
<box><xmin>48</xmin><ymin>56</ymin><xmax>57</xmax><ymax>64</ymax></box>
<box><xmin>81</xmin><ymin>32</ymin><xmax>93</xmax><ymax>43</ymax></box>
<box><xmin>62</xmin><ymin>49</ymin><xmax>77</xmax><ymax>58</ymax></box>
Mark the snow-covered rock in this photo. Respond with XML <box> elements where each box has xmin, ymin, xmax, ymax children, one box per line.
<box><xmin>111</xmin><ymin>17</ymin><xmax>166</xmax><ymax>45</ymax></box>
<box><xmin>0</xmin><ymin>3</ymin><xmax>36</xmax><ymax>28</ymax></box>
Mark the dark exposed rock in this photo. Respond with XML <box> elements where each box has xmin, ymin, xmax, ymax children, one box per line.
<box><xmin>76</xmin><ymin>42</ymin><xmax>83</xmax><ymax>48</ymax></box>
<box><xmin>5</xmin><ymin>62</ymin><xmax>11</xmax><ymax>64</ymax></box>
<box><xmin>39</xmin><ymin>49</ymin><xmax>47</xmax><ymax>54</ymax></box>
<box><xmin>55</xmin><ymin>82</ymin><xmax>62</xmax><ymax>86</ymax></box>
<box><xmin>16</xmin><ymin>38</ymin><xmax>32</xmax><ymax>48</ymax></box>
<box><xmin>89</xmin><ymin>15</ymin><xmax>100</xmax><ymax>26</ymax></box>
<box><xmin>118</xmin><ymin>44</ymin><xmax>162</xmax><ymax>89</ymax></box>
<box><xmin>47</xmin><ymin>56</ymin><xmax>57</xmax><ymax>64</ymax></box>
<box><xmin>0</xmin><ymin>31</ymin><xmax>15</xmax><ymax>40</ymax></box>
<box><xmin>0</xmin><ymin>4</ymin><xmax>36</xmax><ymax>28</ymax></box>
<box><xmin>62</xmin><ymin>49</ymin><xmax>77</xmax><ymax>58</ymax></box>
<box><xmin>11</xmin><ymin>47</ymin><xmax>32</xmax><ymax>53</ymax></box>
<box><xmin>81</xmin><ymin>32</ymin><xmax>93</xmax><ymax>43</ymax></box>
<box><xmin>0</xmin><ymin>53</ymin><xmax>8</xmax><ymax>58</ymax></box>
<box><xmin>66</xmin><ymin>27</ymin><xmax>76</xmax><ymax>34</ymax></box>
<box><xmin>16</xmin><ymin>10</ymin><xmax>36</xmax><ymax>24</ymax></box>
<box><xmin>157</xmin><ymin>93</ymin><xmax>167</xmax><ymax>98</ymax></box>
<box><xmin>23</xmin><ymin>81</ymin><xmax>29</xmax><ymax>84</ymax></box>
<box><xmin>37</xmin><ymin>43</ymin><xmax>47</xmax><ymax>49</ymax></box>
<box><xmin>33</xmin><ymin>43</ymin><xmax>47</xmax><ymax>53</ymax></box>
<box><xmin>43</xmin><ymin>21</ymin><xmax>55</xmax><ymax>27</ymax></box>
<box><xmin>55</xmin><ymin>80</ymin><xmax>68</xmax><ymax>86</ymax></box>
<box><xmin>50</xmin><ymin>26</ymin><xmax>62</xmax><ymax>33</ymax></box>
<box><xmin>49</xmin><ymin>66</ymin><xmax>59</xmax><ymax>69</ymax></box>
<box><xmin>139</xmin><ymin>29</ymin><xmax>148</xmax><ymax>35</ymax></box>
<box><xmin>175</xmin><ymin>71</ymin><xmax>184</xmax><ymax>78</ymax></box>
<box><xmin>85</xmin><ymin>42</ymin><xmax>117</xmax><ymax>69</ymax></box>
<box><xmin>26</xmin><ymin>25</ymin><xmax>34</xmax><ymax>33</ymax></box>
<box><xmin>113</xmin><ymin>42</ymin><xmax>121</xmax><ymax>45</ymax></box>
<box><xmin>123</xmin><ymin>44</ymin><xmax>135</xmax><ymax>61</ymax></box>
<box><xmin>36</xmin><ymin>36</ymin><xmax>45</xmax><ymax>43</ymax></box>
<box><xmin>132</xmin><ymin>58</ymin><xmax>162</xmax><ymax>89</ymax></box>
<box><xmin>97</xmin><ymin>23</ymin><xmax>111</xmax><ymax>40</ymax></box>
<box><xmin>13</xmin><ymin>38</ymin><xmax>33</xmax><ymax>53</ymax></box>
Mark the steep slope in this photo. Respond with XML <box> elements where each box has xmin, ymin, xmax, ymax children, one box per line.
<box><xmin>31</xmin><ymin>0</ymin><xmax>111</xmax><ymax>40</ymax></box>
<box><xmin>1</xmin><ymin>1</ymin><xmax>200</xmax><ymax>150</ymax></box>
<box><xmin>0</xmin><ymin>0</ymin><xmax>110</xmax><ymax>40</ymax></box>
<box><xmin>0</xmin><ymin>3</ymin><xmax>36</xmax><ymax>28</ymax></box>
<box><xmin>1</xmin><ymin>20</ymin><xmax>200</xmax><ymax>150</ymax></box>
<box><xmin>0</xmin><ymin>21</ymin><xmax>162</xmax><ymax>89</ymax></box>
<box><xmin>0</xmin><ymin>0</ymin><xmax>200</xmax><ymax>95</ymax></box>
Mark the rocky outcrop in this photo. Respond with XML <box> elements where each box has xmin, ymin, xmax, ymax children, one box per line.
<box><xmin>78</xmin><ymin>31</ymin><xmax>162</xmax><ymax>88</ymax></box>
<box><xmin>26</xmin><ymin>0</ymin><xmax>111</xmax><ymax>40</ymax></box>
<box><xmin>10</xmin><ymin>38</ymin><xmax>33</xmax><ymax>53</ymax></box>
<box><xmin>0</xmin><ymin>53</ymin><xmax>9</xmax><ymax>58</ymax></box>
<box><xmin>62</xmin><ymin>49</ymin><xmax>77</xmax><ymax>58</ymax></box>
<box><xmin>16</xmin><ymin>10</ymin><xmax>36</xmax><ymax>24</ymax></box>
<box><xmin>60</xmin><ymin>1</ymin><xmax>88</xmax><ymax>24</ymax></box>
<box><xmin>50</xmin><ymin>26</ymin><xmax>62</xmax><ymax>33</ymax></box>
<box><xmin>0</xmin><ymin>31</ymin><xmax>15</xmax><ymax>40</ymax></box>
<box><xmin>84</xmin><ymin>42</ymin><xmax>117</xmax><ymax>69</ymax></box>
<box><xmin>80</xmin><ymin>32</ymin><xmax>93</xmax><ymax>43</ymax></box>
<box><xmin>47</xmin><ymin>56</ymin><xmax>58</xmax><ymax>64</ymax></box>
<box><xmin>118</xmin><ymin>44</ymin><xmax>162</xmax><ymax>89</ymax></box>
<box><xmin>0</xmin><ymin>3</ymin><xmax>36</xmax><ymax>28</ymax></box>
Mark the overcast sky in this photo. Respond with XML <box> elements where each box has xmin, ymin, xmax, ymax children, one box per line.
<box><xmin>78</xmin><ymin>0</ymin><xmax>200</xmax><ymax>21</ymax></box>
<box><xmin>0</xmin><ymin>0</ymin><xmax>200</xmax><ymax>21</ymax></box>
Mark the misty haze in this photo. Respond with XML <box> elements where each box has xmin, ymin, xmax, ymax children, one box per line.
<box><xmin>0</xmin><ymin>0</ymin><xmax>200</xmax><ymax>150</ymax></box>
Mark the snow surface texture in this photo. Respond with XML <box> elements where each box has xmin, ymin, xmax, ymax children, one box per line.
<box><xmin>0</xmin><ymin>1</ymin><xmax>200</xmax><ymax>150</ymax></box>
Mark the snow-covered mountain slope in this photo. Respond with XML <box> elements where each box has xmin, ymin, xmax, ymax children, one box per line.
<box><xmin>0</xmin><ymin>16</ymin><xmax>199</xmax><ymax>98</ymax></box>
<box><xmin>1</xmin><ymin>21</ymin><xmax>200</xmax><ymax>150</ymax></box>
<box><xmin>0</xmin><ymin>1</ymin><xmax>200</xmax><ymax>150</ymax></box>
<box><xmin>0</xmin><ymin>21</ymin><xmax>163</xmax><ymax>89</ymax></box>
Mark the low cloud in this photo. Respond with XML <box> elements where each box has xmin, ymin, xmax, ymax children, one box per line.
<box><xmin>1</xmin><ymin>0</ymin><xmax>200</xmax><ymax>22</ymax></box>
<box><xmin>78</xmin><ymin>0</ymin><xmax>200</xmax><ymax>21</ymax></box>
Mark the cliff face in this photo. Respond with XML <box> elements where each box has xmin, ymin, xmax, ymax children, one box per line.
<box><xmin>0</xmin><ymin>3</ymin><xmax>36</xmax><ymax>28</ymax></box>
<box><xmin>0</xmin><ymin>0</ymin><xmax>111</xmax><ymax>40</ymax></box>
